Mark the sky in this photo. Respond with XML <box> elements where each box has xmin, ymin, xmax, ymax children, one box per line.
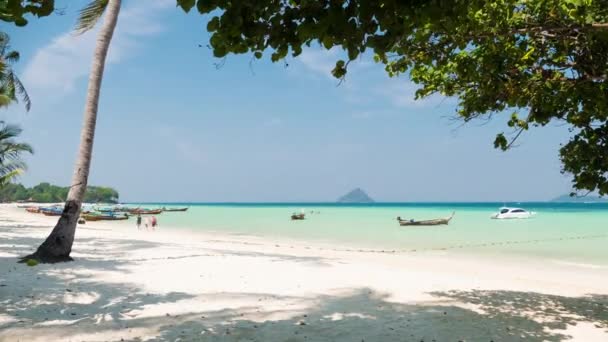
<box><xmin>2</xmin><ymin>0</ymin><xmax>574</xmax><ymax>202</ymax></box>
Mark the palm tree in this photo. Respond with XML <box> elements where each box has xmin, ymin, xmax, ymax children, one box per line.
<box><xmin>0</xmin><ymin>32</ymin><xmax>31</xmax><ymax>110</ymax></box>
<box><xmin>0</xmin><ymin>122</ymin><xmax>33</xmax><ymax>187</ymax></box>
<box><xmin>23</xmin><ymin>0</ymin><xmax>121</xmax><ymax>263</ymax></box>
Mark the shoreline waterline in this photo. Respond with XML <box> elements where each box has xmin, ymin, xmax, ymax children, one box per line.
<box><xmin>7</xmin><ymin>202</ymin><xmax>608</xmax><ymax>267</ymax></box>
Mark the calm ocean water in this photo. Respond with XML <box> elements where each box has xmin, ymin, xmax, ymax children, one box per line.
<box><xmin>132</xmin><ymin>202</ymin><xmax>608</xmax><ymax>265</ymax></box>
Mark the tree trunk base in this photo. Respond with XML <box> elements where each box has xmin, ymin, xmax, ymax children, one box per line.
<box><xmin>19</xmin><ymin>200</ymin><xmax>80</xmax><ymax>264</ymax></box>
<box><xmin>19</xmin><ymin>252</ymin><xmax>73</xmax><ymax>264</ymax></box>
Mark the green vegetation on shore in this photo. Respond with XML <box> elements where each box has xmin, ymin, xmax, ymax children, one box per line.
<box><xmin>0</xmin><ymin>183</ymin><xmax>119</xmax><ymax>203</ymax></box>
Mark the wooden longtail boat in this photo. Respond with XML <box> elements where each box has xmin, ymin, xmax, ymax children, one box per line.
<box><xmin>42</xmin><ymin>211</ymin><xmax>62</xmax><ymax>216</ymax></box>
<box><xmin>162</xmin><ymin>207</ymin><xmax>188</xmax><ymax>212</ymax></box>
<box><xmin>25</xmin><ymin>207</ymin><xmax>40</xmax><ymax>214</ymax></box>
<box><xmin>397</xmin><ymin>212</ymin><xmax>455</xmax><ymax>226</ymax></box>
<box><xmin>291</xmin><ymin>213</ymin><xmax>305</xmax><ymax>220</ymax></box>
<box><xmin>83</xmin><ymin>213</ymin><xmax>129</xmax><ymax>221</ymax></box>
<box><xmin>129</xmin><ymin>209</ymin><xmax>162</xmax><ymax>215</ymax></box>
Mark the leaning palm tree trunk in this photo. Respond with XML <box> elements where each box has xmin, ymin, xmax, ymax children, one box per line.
<box><xmin>22</xmin><ymin>0</ymin><xmax>121</xmax><ymax>263</ymax></box>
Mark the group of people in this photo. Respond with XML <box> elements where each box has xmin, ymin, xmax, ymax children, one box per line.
<box><xmin>136</xmin><ymin>214</ymin><xmax>158</xmax><ymax>230</ymax></box>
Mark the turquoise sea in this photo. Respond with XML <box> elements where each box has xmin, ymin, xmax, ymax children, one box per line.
<box><xmin>132</xmin><ymin>203</ymin><xmax>608</xmax><ymax>265</ymax></box>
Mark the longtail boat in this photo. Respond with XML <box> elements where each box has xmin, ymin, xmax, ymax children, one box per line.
<box><xmin>397</xmin><ymin>212</ymin><xmax>455</xmax><ymax>226</ymax></box>
<box><xmin>41</xmin><ymin>208</ymin><xmax>63</xmax><ymax>216</ymax></box>
<box><xmin>17</xmin><ymin>204</ymin><xmax>34</xmax><ymax>208</ymax></box>
<box><xmin>95</xmin><ymin>207</ymin><xmax>116</xmax><ymax>213</ymax></box>
<box><xmin>129</xmin><ymin>208</ymin><xmax>162</xmax><ymax>215</ymax></box>
<box><xmin>25</xmin><ymin>207</ymin><xmax>40</xmax><ymax>214</ymax></box>
<box><xmin>291</xmin><ymin>213</ymin><xmax>305</xmax><ymax>220</ymax></box>
<box><xmin>162</xmin><ymin>207</ymin><xmax>188</xmax><ymax>212</ymax></box>
<box><xmin>83</xmin><ymin>213</ymin><xmax>129</xmax><ymax>221</ymax></box>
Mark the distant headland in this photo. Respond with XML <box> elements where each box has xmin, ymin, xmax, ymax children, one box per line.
<box><xmin>337</xmin><ymin>188</ymin><xmax>374</xmax><ymax>203</ymax></box>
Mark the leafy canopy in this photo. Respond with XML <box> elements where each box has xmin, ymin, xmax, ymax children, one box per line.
<box><xmin>0</xmin><ymin>182</ymin><xmax>120</xmax><ymax>203</ymax></box>
<box><xmin>0</xmin><ymin>0</ymin><xmax>55</xmax><ymax>26</ymax></box>
<box><xmin>0</xmin><ymin>122</ymin><xmax>33</xmax><ymax>187</ymax></box>
<box><xmin>176</xmin><ymin>0</ymin><xmax>608</xmax><ymax>195</ymax></box>
<box><xmin>0</xmin><ymin>32</ymin><xmax>31</xmax><ymax>110</ymax></box>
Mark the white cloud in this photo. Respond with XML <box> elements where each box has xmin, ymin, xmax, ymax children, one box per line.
<box><xmin>22</xmin><ymin>0</ymin><xmax>172</xmax><ymax>98</ymax></box>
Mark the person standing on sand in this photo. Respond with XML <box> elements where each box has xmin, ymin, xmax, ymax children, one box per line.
<box><xmin>151</xmin><ymin>216</ymin><xmax>157</xmax><ymax>230</ymax></box>
<box><xmin>136</xmin><ymin>215</ymin><xmax>142</xmax><ymax>230</ymax></box>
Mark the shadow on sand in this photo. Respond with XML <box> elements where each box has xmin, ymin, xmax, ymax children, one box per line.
<box><xmin>1</xmin><ymin>226</ymin><xmax>607</xmax><ymax>341</ymax></box>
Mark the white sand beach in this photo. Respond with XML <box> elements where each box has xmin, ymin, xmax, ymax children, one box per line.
<box><xmin>1</xmin><ymin>204</ymin><xmax>607</xmax><ymax>341</ymax></box>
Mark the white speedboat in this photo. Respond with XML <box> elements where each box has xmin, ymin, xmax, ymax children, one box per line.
<box><xmin>491</xmin><ymin>207</ymin><xmax>536</xmax><ymax>219</ymax></box>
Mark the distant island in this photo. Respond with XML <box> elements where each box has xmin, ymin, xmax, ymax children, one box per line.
<box><xmin>0</xmin><ymin>182</ymin><xmax>119</xmax><ymax>203</ymax></box>
<box><xmin>337</xmin><ymin>188</ymin><xmax>374</xmax><ymax>203</ymax></box>
<box><xmin>551</xmin><ymin>194</ymin><xmax>608</xmax><ymax>203</ymax></box>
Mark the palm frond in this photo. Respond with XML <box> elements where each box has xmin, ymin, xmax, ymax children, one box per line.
<box><xmin>0</xmin><ymin>160</ymin><xmax>26</xmax><ymax>174</ymax></box>
<box><xmin>0</xmin><ymin>94</ymin><xmax>11</xmax><ymax>108</ymax></box>
<box><xmin>0</xmin><ymin>169</ymin><xmax>23</xmax><ymax>188</ymax></box>
<box><xmin>0</xmin><ymin>123</ymin><xmax>23</xmax><ymax>141</ymax></box>
<box><xmin>75</xmin><ymin>0</ymin><xmax>109</xmax><ymax>35</ymax></box>
<box><xmin>9</xmin><ymin>71</ymin><xmax>30</xmax><ymax>111</ymax></box>
<box><xmin>4</xmin><ymin>50</ymin><xmax>19</xmax><ymax>64</ymax></box>
<box><xmin>0</xmin><ymin>32</ymin><xmax>8</xmax><ymax>56</ymax></box>
<box><xmin>0</xmin><ymin>142</ymin><xmax>34</xmax><ymax>157</ymax></box>
<box><xmin>0</xmin><ymin>122</ymin><xmax>32</xmax><ymax>179</ymax></box>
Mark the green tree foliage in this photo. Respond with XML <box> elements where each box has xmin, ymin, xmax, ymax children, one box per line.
<box><xmin>0</xmin><ymin>182</ymin><xmax>119</xmax><ymax>203</ymax></box>
<box><xmin>0</xmin><ymin>122</ymin><xmax>32</xmax><ymax>186</ymax></box>
<box><xmin>175</xmin><ymin>0</ymin><xmax>608</xmax><ymax>195</ymax></box>
<box><xmin>0</xmin><ymin>0</ymin><xmax>55</xmax><ymax>26</ymax></box>
<box><xmin>0</xmin><ymin>32</ymin><xmax>31</xmax><ymax>110</ymax></box>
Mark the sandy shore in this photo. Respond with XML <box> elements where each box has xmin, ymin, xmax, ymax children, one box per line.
<box><xmin>1</xmin><ymin>204</ymin><xmax>607</xmax><ymax>341</ymax></box>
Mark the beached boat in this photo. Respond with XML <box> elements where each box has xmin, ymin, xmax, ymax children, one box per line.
<box><xmin>83</xmin><ymin>213</ymin><xmax>129</xmax><ymax>221</ymax></box>
<box><xmin>162</xmin><ymin>207</ymin><xmax>188</xmax><ymax>212</ymax></box>
<box><xmin>491</xmin><ymin>207</ymin><xmax>535</xmax><ymax>219</ymax></box>
<box><xmin>25</xmin><ymin>207</ymin><xmax>40</xmax><ymax>213</ymax></box>
<box><xmin>291</xmin><ymin>213</ymin><xmax>305</xmax><ymax>220</ymax></box>
<box><xmin>397</xmin><ymin>212</ymin><xmax>455</xmax><ymax>226</ymax></box>
<box><xmin>41</xmin><ymin>208</ymin><xmax>63</xmax><ymax>216</ymax></box>
<box><xmin>95</xmin><ymin>207</ymin><xmax>117</xmax><ymax>213</ymax></box>
<box><xmin>129</xmin><ymin>208</ymin><xmax>162</xmax><ymax>215</ymax></box>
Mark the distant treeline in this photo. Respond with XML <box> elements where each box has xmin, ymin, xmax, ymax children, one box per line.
<box><xmin>0</xmin><ymin>183</ymin><xmax>119</xmax><ymax>203</ymax></box>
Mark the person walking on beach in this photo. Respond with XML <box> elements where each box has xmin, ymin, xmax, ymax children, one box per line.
<box><xmin>151</xmin><ymin>216</ymin><xmax>157</xmax><ymax>230</ymax></box>
<box><xmin>136</xmin><ymin>215</ymin><xmax>142</xmax><ymax>230</ymax></box>
<box><xmin>144</xmin><ymin>217</ymin><xmax>149</xmax><ymax>230</ymax></box>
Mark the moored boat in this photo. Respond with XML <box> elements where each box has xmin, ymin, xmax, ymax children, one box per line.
<box><xmin>397</xmin><ymin>212</ymin><xmax>455</xmax><ymax>226</ymax></box>
<box><xmin>128</xmin><ymin>208</ymin><xmax>162</xmax><ymax>215</ymax></box>
<box><xmin>25</xmin><ymin>207</ymin><xmax>40</xmax><ymax>213</ymax></box>
<box><xmin>491</xmin><ymin>207</ymin><xmax>535</xmax><ymax>219</ymax></box>
<box><xmin>83</xmin><ymin>212</ymin><xmax>129</xmax><ymax>221</ymax></box>
<box><xmin>162</xmin><ymin>207</ymin><xmax>188</xmax><ymax>212</ymax></box>
<box><xmin>291</xmin><ymin>213</ymin><xmax>305</xmax><ymax>220</ymax></box>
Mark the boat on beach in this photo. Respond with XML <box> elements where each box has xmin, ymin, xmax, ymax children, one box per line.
<box><xmin>491</xmin><ymin>207</ymin><xmax>535</xmax><ymax>219</ymax></box>
<box><xmin>83</xmin><ymin>212</ymin><xmax>129</xmax><ymax>221</ymax></box>
<box><xmin>162</xmin><ymin>207</ymin><xmax>188</xmax><ymax>212</ymax></box>
<box><xmin>94</xmin><ymin>206</ymin><xmax>132</xmax><ymax>213</ymax></box>
<box><xmin>397</xmin><ymin>212</ymin><xmax>455</xmax><ymax>226</ymax></box>
<box><xmin>128</xmin><ymin>208</ymin><xmax>162</xmax><ymax>215</ymax></box>
<box><xmin>40</xmin><ymin>208</ymin><xmax>63</xmax><ymax>216</ymax></box>
<box><xmin>25</xmin><ymin>207</ymin><xmax>40</xmax><ymax>213</ymax></box>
